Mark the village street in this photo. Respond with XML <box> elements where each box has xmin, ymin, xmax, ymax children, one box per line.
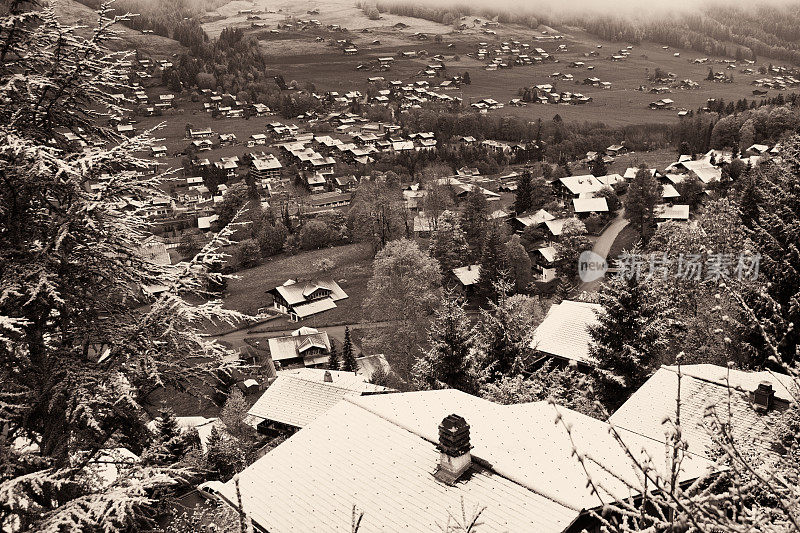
<box><xmin>578</xmin><ymin>210</ymin><xmax>629</xmax><ymax>294</ymax></box>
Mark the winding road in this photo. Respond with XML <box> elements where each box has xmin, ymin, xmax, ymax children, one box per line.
<box><xmin>578</xmin><ymin>211</ymin><xmax>629</xmax><ymax>294</ymax></box>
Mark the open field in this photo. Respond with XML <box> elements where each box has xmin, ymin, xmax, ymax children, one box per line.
<box><xmin>198</xmin><ymin>0</ymin><xmax>786</xmax><ymax>127</ymax></box>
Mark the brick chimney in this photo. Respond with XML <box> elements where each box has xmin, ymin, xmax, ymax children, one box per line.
<box><xmin>323</xmin><ymin>370</ymin><xmax>333</xmax><ymax>383</ymax></box>
<box><xmin>753</xmin><ymin>381</ymin><xmax>775</xmax><ymax>412</ymax></box>
<box><xmin>434</xmin><ymin>414</ymin><xmax>472</xmax><ymax>485</ymax></box>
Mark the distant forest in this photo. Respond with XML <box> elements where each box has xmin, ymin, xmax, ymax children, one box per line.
<box><xmin>374</xmin><ymin>0</ymin><xmax>800</xmax><ymax>65</ymax></box>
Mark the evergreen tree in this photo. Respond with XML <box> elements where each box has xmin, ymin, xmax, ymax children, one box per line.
<box><xmin>412</xmin><ymin>290</ymin><xmax>481</xmax><ymax>393</ymax></box>
<box><xmin>589</xmin><ymin>155</ymin><xmax>608</xmax><ymax>177</ymax></box>
<box><xmin>477</xmin><ymin>223</ymin><xmax>509</xmax><ymax>300</ymax></box>
<box><xmin>341</xmin><ymin>326</ymin><xmax>358</xmax><ymax>372</ymax></box>
<box><xmin>220</xmin><ymin>387</ymin><xmax>250</xmax><ymax>440</ymax></box>
<box><xmin>505</xmin><ymin>235</ymin><xmax>532</xmax><ymax>293</ymax></box>
<box><xmin>738</xmin><ymin>175</ymin><xmax>761</xmax><ymax>227</ymax></box>
<box><xmin>530</xmin><ymin>176</ymin><xmax>555</xmax><ymax>211</ymax></box>
<box><xmin>588</xmin><ymin>275</ymin><xmax>671</xmax><ymax>407</ymax></box>
<box><xmin>327</xmin><ymin>338</ymin><xmax>340</xmax><ymax>370</ymax></box>
<box><xmin>624</xmin><ymin>167</ymin><xmax>663</xmax><ymax>241</ymax></box>
<box><xmin>477</xmin><ymin>281</ymin><xmax>543</xmax><ymax>379</ymax></box>
<box><xmin>557</xmin><ymin>218</ymin><xmax>592</xmax><ymax>280</ymax></box>
<box><xmin>428</xmin><ymin>211</ymin><xmax>469</xmax><ymax>273</ymax></box>
<box><xmin>155</xmin><ymin>407</ymin><xmax>182</xmax><ymax>444</ymax></box>
<box><xmin>149</xmin><ymin>407</ymin><xmax>190</xmax><ymax>465</ymax></box>
<box><xmin>460</xmin><ymin>190</ymin><xmax>489</xmax><ymax>262</ymax></box>
<box><xmin>512</xmin><ymin>170</ymin><xmax>534</xmax><ymax>214</ymax></box>
<box><xmin>0</xmin><ymin>5</ymin><xmax>247</xmax><ymax>529</ymax></box>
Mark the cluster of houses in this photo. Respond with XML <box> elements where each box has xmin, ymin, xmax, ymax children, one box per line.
<box><xmin>474</xmin><ymin>39</ymin><xmax>557</xmax><ymax>70</ymax></box>
<box><xmin>529</xmin><ymin>83</ymin><xmax>593</xmax><ymax>105</ymax></box>
<box><xmin>368</xmin><ymin>78</ymin><xmax>465</xmax><ymax>110</ymax></box>
<box><xmin>192</xmin><ymin>324</ymin><xmax>794</xmax><ymax>533</ymax></box>
<box><xmin>751</xmin><ymin>75</ymin><xmax>800</xmax><ymax>91</ymax></box>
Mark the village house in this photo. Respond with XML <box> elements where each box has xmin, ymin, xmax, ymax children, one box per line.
<box><xmin>218</xmin><ymin>389</ymin><xmax>711</xmax><ymax>533</ymax></box>
<box><xmin>512</xmin><ymin>209</ymin><xmax>556</xmax><ymax>233</ymax></box>
<box><xmin>245</xmin><ymin>367</ymin><xmax>393</xmax><ymax>438</ymax></box>
<box><xmin>266</xmin><ymin>326</ymin><xmax>332</xmax><ymax>369</ymax></box>
<box><xmin>611</xmin><ymin>364</ymin><xmax>794</xmax><ymax>460</ymax></box>
<box><xmin>303</xmin><ymin>191</ymin><xmax>351</xmax><ymax>214</ymax></box>
<box><xmin>188</xmin><ymin>127</ymin><xmax>214</xmax><ymax>139</ymax></box>
<box><xmin>267</xmin><ymin>279</ymin><xmax>348</xmax><ymax>321</ymax></box>
<box><xmin>530</xmin><ymin>300</ymin><xmax>602</xmax><ymax>369</ymax></box>
<box><xmin>249</xmin><ymin>154</ymin><xmax>282</xmax><ymax>181</ymax></box>
<box><xmin>572</xmin><ymin>197</ymin><xmax>609</xmax><ymax>216</ymax></box>
<box><xmin>534</xmin><ymin>246</ymin><xmax>558</xmax><ymax>282</ymax></box>
<box><xmin>451</xmin><ymin>264</ymin><xmax>480</xmax><ymax>295</ymax></box>
<box><xmin>654</xmin><ymin>204</ymin><xmax>690</xmax><ymax>223</ymax></box>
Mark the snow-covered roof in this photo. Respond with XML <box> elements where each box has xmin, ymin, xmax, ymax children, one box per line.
<box><xmin>221</xmin><ymin>390</ymin><xmax>711</xmax><ymax>533</ymax></box>
<box><xmin>531</xmin><ymin>300</ymin><xmax>602</xmax><ymax>363</ymax></box>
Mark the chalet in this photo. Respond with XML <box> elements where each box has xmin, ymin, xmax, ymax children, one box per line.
<box><xmin>245</xmin><ymin>368</ymin><xmax>393</xmax><ymax>438</ymax></box>
<box><xmin>305</xmin><ymin>191</ymin><xmax>352</xmax><ymax>212</ymax></box>
<box><xmin>191</xmin><ymin>139</ymin><xmax>213</xmax><ymax>151</ymax></box>
<box><xmin>306</xmin><ymin>173</ymin><xmax>327</xmax><ymax>192</ymax></box>
<box><xmin>150</xmin><ymin>145</ymin><xmax>167</xmax><ymax>158</ymax></box>
<box><xmin>189</xmin><ymin>128</ymin><xmax>214</xmax><ymax>139</ymax></box>
<box><xmin>250</xmin><ymin>155</ymin><xmax>282</xmax><ymax>180</ymax></box>
<box><xmin>534</xmin><ymin>246</ymin><xmax>558</xmax><ymax>282</ymax></box>
<box><xmin>531</xmin><ymin>300</ymin><xmax>602</xmax><ymax>368</ymax></box>
<box><xmin>649</xmin><ymin>98</ymin><xmax>675</xmax><ymax>110</ymax></box>
<box><xmin>605</xmin><ymin>144</ymin><xmax>626</xmax><ymax>157</ymax></box>
<box><xmin>611</xmin><ymin>364</ymin><xmax>794</xmax><ymax>460</ymax></box>
<box><xmin>251</xmin><ymin>103</ymin><xmax>271</xmax><ymax>116</ymax></box>
<box><xmin>654</xmin><ymin>204</ymin><xmax>690</xmax><ymax>222</ymax></box>
<box><xmin>572</xmin><ymin>197</ymin><xmax>609</xmax><ymax>215</ymax></box>
<box><xmin>220</xmin><ymin>389</ymin><xmax>711</xmax><ymax>533</ymax></box>
<box><xmin>248</xmin><ymin>133</ymin><xmax>268</xmax><ymax>147</ymax></box>
<box><xmin>218</xmin><ymin>133</ymin><xmax>237</xmax><ymax>146</ymax></box>
<box><xmin>667</xmin><ymin>160</ymin><xmax>721</xmax><ymax>184</ymax></box>
<box><xmin>452</xmin><ymin>264</ymin><xmax>480</xmax><ymax>295</ymax></box>
<box><xmin>746</xmin><ymin>144</ymin><xmax>770</xmax><ymax>155</ymax></box>
<box><xmin>661</xmin><ymin>184</ymin><xmax>681</xmax><ymax>200</ymax></box>
<box><xmin>116</xmin><ymin>124</ymin><xmax>135</xmax><ymax>136</ymax></box>
<box><xmin>558</xmin><ymin>175</ymin><xmax>604</xmax><ymax>198</ymax></box>
<box><xmin>268</xmin><ymin>279</ymin><xmax>348</xmax><ymax>321</ymax></box>
<box><xmin>512</xmin><ymin>209</ymin><xmax>556</xmax><ymax>232</ymax></box>
<box><xmin>214</xmin><ymin>157</ymin><xmax>239</xmax><ymax>179</ymax></box>
<box><xmin>334</xmin><ymin>175</ymin><xmax>358</xmax><ymax>191</ymax></box>
<box><xmin>158</xmin><ymin>94</ymin><xmax>175</xmax><ymax>107</ymax></box>
<box><xmin>266</xmin><ymin>327</ymin><xmax>332</xmax><ymax>370</ymax></box>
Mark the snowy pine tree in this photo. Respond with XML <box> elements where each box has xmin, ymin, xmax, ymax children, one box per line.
<box><xmin>477</xmin><ymin>280</ymin><xmax>543</xmax><ymax>379</ymax></box>
<box><xmin>0</xmin><ymin>5</ymin><xmax>249</xmax><ymax>529</ymax></box>
<box><xmin>412</xmin><ymin>290</ymin><xmax>482</xmax><ymax>394</ymax></box>
<box><xmin>477</xmin><ymin>223</ymin><xmax>509</xmax><ymax>301</ymax></box>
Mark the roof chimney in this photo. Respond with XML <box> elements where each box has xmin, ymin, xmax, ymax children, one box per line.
<box><xmin>323</xmin><ymin>371</ymin><xmax>333</xmax><ymax>383</ymax></box>
<box><xmin>753</xmin><ymin>381</ymin><xmax>774</xmax><ymax>412</ymax></box>
<box><xmin>434</xmin><ymin>414</ymin><xmax>472</xmax><ymax>485</ymax></box>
